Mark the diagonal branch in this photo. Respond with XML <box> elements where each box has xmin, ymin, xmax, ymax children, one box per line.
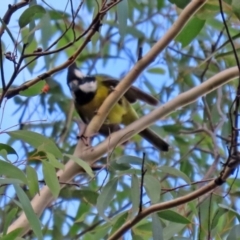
<box><xmin>7</xmin><ymin>65</ymin><xmax>238</xmax><ymax>236</ymax></box>
<box><xmin>0</xmin><ymin>0</ymin><xmax>30</xmax><ymax>37</ymax></box>
<box><xmin>0</xmin><ymin>15</ymin><xmax>101</xmax><ymax>102</ymax></box>
<box><xmin>82</xmin><ymin>66</ymin><xmax>239</xmax><ymax>161</ymax></box>
<box><xmin>84</xmin><ymin>0</ymin><xmax>208</xmax><ymax>136</ymax></box>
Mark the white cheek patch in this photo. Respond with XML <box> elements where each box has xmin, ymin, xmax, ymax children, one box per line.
<box><xmin>74</xmin><ymin>69</ymin><xmax>85</xmax><ymax>78</ymax></box>
<box><xmin>68</xmin><ymin>80</ymin><xmax>79</xmax><ymax>91</ymax></box>
<box><xmin>79</xmin><ymin>81</ymin><xmax>97</xmax><ymax>93</ymax></box>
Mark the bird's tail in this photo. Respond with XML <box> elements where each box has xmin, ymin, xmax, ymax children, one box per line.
<box><xmin>139</xmin><ymin>128</ymin><xmax>169</xmax><ymax>152</ymax></box>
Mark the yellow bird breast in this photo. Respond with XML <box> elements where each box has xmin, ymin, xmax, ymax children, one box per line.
<box><xmin>79</xmin><ymin>85</ymin><xmax>128</xmax><ymax>125</ymax></box>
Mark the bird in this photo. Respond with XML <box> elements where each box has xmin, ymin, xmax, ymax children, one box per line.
<box><xmin>67</xmin><ymin>62</ymin><xmax>169</xmax><ymax>152</ymax></box>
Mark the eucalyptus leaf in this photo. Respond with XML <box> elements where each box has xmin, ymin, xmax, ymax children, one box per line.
<box><xmin>19</xmin><ymin>5</ymin><xmax>46</xmax><ymax>28</ymax></box>
<box><xmin>14</xmin><ymin>184</ymin><xmax>43</xmax><ymax>239</ymax></box>
<box><xmin>96</xmin><ymin>178</ymin><xmax>118</xmax><ymax>220</ymax></box>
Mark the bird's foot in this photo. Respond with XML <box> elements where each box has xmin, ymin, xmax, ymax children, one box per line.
<box><xmin>77</xmin><ymin>134</ymin><xmax>90</xmax><ymax>146</ymax></box>
<box><xmin>109</xmin><ymin>86</ymin><xmax>115</xmax><ymax>92</ymax></box>
<box><xmin>77</xmin><ymin>132</ymin><xmax>98</xmax><ymax>146</ymax></box>
<box><xmin>75</xmin><ymin>120</ymin><xmax>87</xmax><ymax>137</ymax></box>
<box><xmin>74</xmin><ymin>120</ymin><xmax>90</xmax><ymax>146</ymax></box>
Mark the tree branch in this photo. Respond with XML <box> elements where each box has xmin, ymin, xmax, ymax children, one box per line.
<box><xmin>82</xmin><ymin>66</ymin><xmax>239</xmax><ymax>161</ymax></box>
<box><xmin>0</xmin><ymin>0</ymin><xmax>30</xmax><ymax>37</ymax></box>
<box><xmin>7</xmin><ymin>65</ymin><xmax>239</xmax><ymax>236</ymax></box>
<box><xmin>84</xmin><ymin>0</ymin><xmax>208</xmax><ymax>136</ymax></box>
<box><xmin>108</xmin><ymin>163</ymin><xmax>238</xmax><ymax>240</ymax></box>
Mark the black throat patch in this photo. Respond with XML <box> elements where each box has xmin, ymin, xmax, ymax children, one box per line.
<box><xmin>73</xmin><ymin>88</ymin><xmax>96</xmax><ymax>106</ymax></box>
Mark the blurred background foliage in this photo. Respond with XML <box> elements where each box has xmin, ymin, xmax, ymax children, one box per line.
<box><xmin>1</xmin><ymin>0</ymin><xmax>240</xmax><ymax>239</ymax></box>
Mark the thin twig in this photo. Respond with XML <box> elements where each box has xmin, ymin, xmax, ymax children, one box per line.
<box><xmin>0</xmin><ymin>37</ymin><xmax>5</xmax><ymax>90</ymax></box>
<box><xmin>0</xmin><ymin>1</ymin><xmax>30</xmax><ymax>37</ymax></box>
<box><xmin>138</xmin><ymin>152</ymin><xmax>146</xmax><ymax>214</ymax></box>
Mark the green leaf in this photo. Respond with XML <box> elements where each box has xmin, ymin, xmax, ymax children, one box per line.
<box><xmin>232</xmin><ymin>0</ymin><xmax>240</xmax><ymax>20</ymax></box>
<box><xmin>147</xmin><ymin>67</ymin><xmax>166</xmax><ymax>75</ymax></box>
<box><xmin>163</xmin><ymin>223</ymin><xmax>186</xmax><ymax>239</ymax></box>
<box><xmin>175</xmin><ymin>17</ymin><xmax>206</xmax><ymax>47</ymax></box>
<box><xmin>96</xmin><ymin>178</ymin><xmax>118</xmax><ymax>220</ymax></box>
<box><xmin>28</xmin><ymin>20</ymin><xmax>36</xmax><ymax>44</ymax></box>
<box><xmin>19</xmin><ymin>5</ymin><xmax>46</xmax><ymax>28</ymax></box>
<box><xmin>19</xmin><ymin>81</ymin><xmax>45</xmax><ymax>97</ymax></box>
<box><xmin>117</xmin><ymin>0</ymin><xmax>128</xmax><ymax>36</ymax></box>
<box><xmin>26</xmin><ymin>166</ymin><xmax>39</xmax><ymax>197</ymax></box>
<box><xmin>110</xmin><ymin>212</ymin><xmax>128</xmax><ymax>235</ymax></box>
<box><xmin>91</xmin><ymin>31</ymin><xmax>100</xmax><ymax>47</ymax></box>
<box><xmin>109</xmin><ymin>159</ymin><xmax>131</xmax><ymax>171</ymax></box>
<box><xmin>1</xmin><ymin>228</ymin><xmax>23</xmax><ymax>240</ymax></box>
<box><xmin>218</xmin><ymin>204</ymin><xmax>240</xmax><ymax>221</ymax></box>
<box><xmin>152</xmin><ymin>213</ymin><xmax>164</xmax><ymax>240</ymax></box>
<box><xmin>77</xmin><ymin>190</ymin><xmax>99</xmax><ymax>205</ymax></box>
<box><xmin>117</xmin><ymin>155</ymin><xmax>143</xmax><ymax>165</ymax></box>
<box><xmin>131</xmin><ymin>232</ymin><xmax>144</xmax><ymax>240</ymax></box>
<box><xmin>227</xmin><ymin>224</ymin><xmax>240</xmax><ymax>240</ymax></box>
<box><xmin>144</xmin><ymin>175</ymin><xmax>161</xmax><ymax>204</ymax></box>
<box><xmin>14</xmin><ymin>184</ymin><xmax>43</xmax><ymax>239</ymax></box>
<box><xmin>131</xmin><ymin>174</ymin><xmax>140</xmax><ymax>217</ymax></box>
<box><xmin>0</xmin><ymin>160</ymin><xmax>27</xmax><ymax>184</ymax></box>
<box><xmin>159</xmin><ymin>166</ymin><xmax>191</xmax><ymax>184</ymax></box>
<box><xmin>42</xmin><ymin>161</ymin><xmax>60</xmax><ymax>198</ymax></box>
<box><xmin>161</xmin><ymin>124</ymin><xmax>181</xmax><ymax>133</ymax></box>
<box><xmin>172</xmin><ymin>238</ymin><xmax>191</xmax><ymax>240</ymax></box>
<box><xmin>158</xmin><ymin>210</ymin><xmax>191</xmax><ymax>224</ymax></box>
<box><xmin>0</xmin><ymin>178</ymin><xmax>23</xmax><ymax>185</ymax></box>
<box><xmin>211</xmin><ymin>208</ymin><xmax>227</xmax><ymax>229</ymax></box>
<box><xmin>3</xmin><ymin>208</ymin><xmax>18</xmax><ymax>235</ymax></box>
<box><xmin>47</xmin><ymin>152</ymin><xmax>64</xmax><ymax>170</ymax></box>
<box><xmin>40</xmin><ymin>12</ymin><xmax>52</xmax><ymax>49</ymax></box>
<box><xmin>157</xmin><ymin>0</ymin><xmax>165</xmax><ymax>10</ymax></box>
<box><xmin>126</xmin><ymin>26</ymin><xmax>144</xmax><ymax>38</ymax></box>
<box><xmin>7</xmin><ymin>130</ymin><xmax>62</xmax><ymax>159</ymax></box>
<box><xmin>168</xmin><ymin>0</ymin><xmax>191</xmax><ymax>9</ymax></box>
<box><xmin>0</xmin><ymin>143</ymin><xmax>17</xmax><ymax>156</ymax></box>
<box><xmin>0</xmin><ymin>149</ymin><xmax>9</xmax><ymax>160</ymax></box>
<box><xmin>64</xmin><ymin>154</ymin><xmax>94</xmax><ymax>178</ymax></box>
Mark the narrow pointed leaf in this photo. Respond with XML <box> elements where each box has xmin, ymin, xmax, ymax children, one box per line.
<box><xmin>64</xmin><ymin>154</ymin><xmax>94</xmax><ymax>177</ymax></box>
<box><xmin>117</xmin><ymin>0</ymin><xmax>128</xmax><ymax>36</ymax></box>
<box><xmin>26</xmin><ymin>166</ymin><xmax>39</xmax><ymax>197</ymax></box>
<box><xmin>19</xmin><ymin>5</ymin><xmax>46</xmax><ymax>28</ymax></box>
<box><xmin>175</xmin><ymin>17</ymin><xmax>205</xmax><ymax>47</ymax></box>
<box><xmin>144</xmin><ymin>175</ymin><xmax>161</xmax><ymax>204</ymax></box>
<box><xmin>3</xmin><ymin>208</ymin><xmax>18</xmax><ymax>235</ymax></box>
<box><xmin>20</xmin><ymin>81</ymin><xmax>45</xmax><ymax>97</ymax></box>
<box><xmin>0</xmin><ymin>160</ymin><xmax>27</xmax><ymax>184</ymax></box>
<box><xmin>0</xmin><ymin>143</ymin><xmax>17</xmax><ymax>156</ymax></box>
<box><xmin>14</xmin><ymin>184</ymin><xmax>43</xmax><ymax>239</ymax></box>
<box><xmin>152</xmin><ymin>213</ymin><xmax>163</xmax><ymax>240</ymax></box>
<box><xmin>42</xmin><ymin>161</ymin><xmax>60</xmax><ymax>198</ymax></box>
<box><xmin>1</xmin><ymin>228</ymin><xmax>23</xmax><ymax>240</ymax></box>
<box><xmin>96</xmin><ymin>178</ymin><xmax>118</xmax><ymax>220</ymax></box>
<box><xmin>47</xmin><ymin>152</ymin><xmax>64</xmax><ymax>170</ymax></box>
<box><xmin>131</xmin><ymin>174</ymin><xmax>140</xmax><ymax>217</ymax></box>
<box><xmin>7</xmin><ymin>130</ymin><xmax>62</xmax><ymax>159</ymax></box>
<box><xmin>158</xmin><ymin>210</ymin><xmax>191</xmax><ymax>224</ymax></box>
<box><xmin>159</xmin><ymin>166</ymin><xmax>191</xmax><ymax>184</ymax></box>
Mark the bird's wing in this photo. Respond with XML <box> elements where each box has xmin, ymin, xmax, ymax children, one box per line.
<box><xmin>99</xmin><ymin>124</ymin><xmax>121</xmax><ymax>136</ymax></box>
<box><xmin>74</xmin><ymin>102</ymin><xmax>89</xmax><ymax>124</ymax></box>
<box><xmin>101</xmin><ymin>78</ymin><xmax>158</xmax><ymax>106</ymax></box>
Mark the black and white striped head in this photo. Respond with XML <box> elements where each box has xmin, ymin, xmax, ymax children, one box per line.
<box><xmin>67</xmin><ymin>63</ymin><xmax>97</xmax><ymax>94</ymax></box>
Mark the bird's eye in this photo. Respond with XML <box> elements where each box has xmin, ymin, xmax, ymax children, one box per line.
<box><xmin>81</xmin><ymin>78</ymin><xmax>87</xmax><ymax>84</ymax></box>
